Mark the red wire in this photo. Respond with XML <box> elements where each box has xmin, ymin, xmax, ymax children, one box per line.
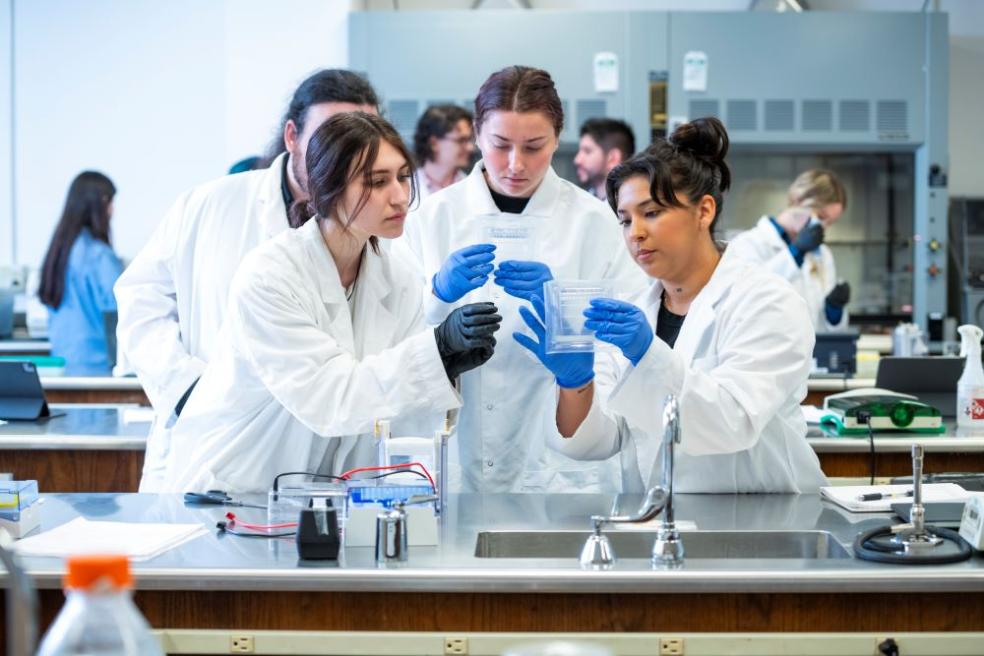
<box><xmin>225</xmin><ymin>512</ymin><xmax>298</xmax><ymax>530</ymax></box>
<box><xmin>339</xmin><ymin>462</ymin><xmax>436</xmax><ymax>490</ymax></box>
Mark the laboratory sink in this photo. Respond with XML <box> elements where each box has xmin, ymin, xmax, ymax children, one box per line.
<box><xmin>474</xmin><ymin>530</ymin><xmax>852</xmax><ymax>560</ymax></box>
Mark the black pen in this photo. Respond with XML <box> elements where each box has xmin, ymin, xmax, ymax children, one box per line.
<box><xmin>856</xmin><ymin>490</ymin><xmax>913</xmax><ymax>502</ymax></box>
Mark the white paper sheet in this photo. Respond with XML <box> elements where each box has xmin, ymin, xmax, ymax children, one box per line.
<box><xmin>820</xmin><ymin>483</ymin><xmax>968</xmax><ymax>513</ymax></box>
<box><xmin>12</xmin><ymin>517</ymin><xmax>207</xmax><ymax>561</ymax></box>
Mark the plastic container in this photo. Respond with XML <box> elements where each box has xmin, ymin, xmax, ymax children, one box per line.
<box><xmin>543</xmin><ymin>279</ymin><xmax>614</xmax><ymax>353</ymax></box>
<box><xmin>957</xmin><ymin>324</ymin><xmax>984</xmax><ymax>429</ymax></box>
<box><xmin>480</xmin><ymin>216</ymin><xmax>539</xmax><ymax>300</ymax></box>
<box><xmin>37</xmin><ymin>554</ymin><xmax>164</xmax><ymax>655</ymax></box>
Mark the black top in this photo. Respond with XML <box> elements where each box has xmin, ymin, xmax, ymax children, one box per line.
<box><xmin>280</xmin><ymin>155</ymin><xmax>295</xmax><ymax>223</ymax></box>
<box><xmin>488</xmin><ymin>187</ymin><xmax>530</xmax><ymax>214</ymax></box>
<box><xmin>655</xmin><ymin>300</ymin><xmax>687</xmax><ymax>349</ymax></box>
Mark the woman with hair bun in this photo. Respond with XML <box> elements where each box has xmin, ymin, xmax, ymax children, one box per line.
<box><xmin>516</xmin><ymin>117</ymin><xmax>828</xmax><ymax>494</ymax></box>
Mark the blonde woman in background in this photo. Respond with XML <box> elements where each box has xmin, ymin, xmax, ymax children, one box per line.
<box><xmin>728</xmin><ymin>169</ymin><xmax>849</xmax><ymax>331</ymax></box>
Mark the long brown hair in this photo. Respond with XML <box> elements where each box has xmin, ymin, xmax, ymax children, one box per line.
<box><xmin>39</xmin><ymin>171</ymin><xmax>116</xmax><ymax>309</ymax></box>
<box><xmin>289</xmin><ymin>112</ymin><xmax>417</xmax><ymax>253</ymax></box>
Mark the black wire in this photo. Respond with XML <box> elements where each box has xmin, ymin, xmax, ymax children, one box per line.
<box><xmin>270</xmin><ymin>471</ymin><xmax>346</xmax><ymax>500</ymax></box>
<box><xmin>367</xmin><ymin>470</ymin><xmax>429</xmax><ymax>481</ymax></box>
<box><xmin>853</xmin><ymin>525</ymin><xmax>973</xmax><ymax>564</ymax></box>
<box><xmin>216</xmin><ymin>522</ymin><xmax>295</xmax><ymax>539</ymax></box>
<box><xmin>858</xmin><ymin>410</ymin><xmax>875</xmax><ymax>485</ymax></box>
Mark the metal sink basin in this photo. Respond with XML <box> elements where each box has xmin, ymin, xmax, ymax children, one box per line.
<box><xmin>474</xmin><ymin>530</ymin><xmax>851</xmax><ymax>560</ymax></box>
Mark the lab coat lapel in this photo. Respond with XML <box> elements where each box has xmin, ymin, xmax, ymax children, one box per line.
<box><xmin>351</xmin><ymin>250</ymin><xmax>396</xmax><ymax>358</ymax></box>
<box><xmin>670</xmin><ymin>248</ymin><xmax>739</xmax><ymax>363</ymax></box>
<box><xmin>256</xmin><ymin>153</ymin><xmax>290</xmax><ymax>239</ymax></box>
<box><xmin>300</xmin><ymin>219</ymin><xmax>356</xmax><ymax>354</ymax></box>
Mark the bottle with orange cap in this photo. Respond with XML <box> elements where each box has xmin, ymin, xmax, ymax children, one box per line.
<box><xmin>36</xmin><ymin>554</ymin><xmax>164</xmax><ymax>655</ymax></box>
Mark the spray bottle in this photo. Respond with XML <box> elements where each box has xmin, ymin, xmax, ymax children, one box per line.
<box><xmin>957</xmin><ymin>324</ymin><xmax>984</xmax><ymax>429</ymax></box>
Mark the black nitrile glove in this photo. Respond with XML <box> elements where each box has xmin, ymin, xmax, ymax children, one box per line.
<box><xmin>434</xmin><ymin>302</ymin><xmax>502</xmax><ymax>380</ymax></box>
<box><xmin>825</xmin><ymin>281</ymin><xmax>851</xmax><ymax>308</ymax></box>
<box><xmin>441</xmin><ymin>341</ymin><xmax>496</xmax><ymax>381</ymax></box>
<box><xmin>788</xmin><ymin>220</ymin><xmax>825</xmax><ymax>266</ymax></box>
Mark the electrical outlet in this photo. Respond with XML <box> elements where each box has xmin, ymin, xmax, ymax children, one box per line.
<box><xmin>445</xmin><ymin>637</ymin><xmax>468</xmax><ymax>655</ymax></box>
<box><xmin>230</xmin><ymin>635</ymin><xmax>255</xmax><ymax>653</ymax></box>
<box><xmin>659</xmin><ymin>637</ymin><xmax>684</xmax><ymax>655</ymax></box>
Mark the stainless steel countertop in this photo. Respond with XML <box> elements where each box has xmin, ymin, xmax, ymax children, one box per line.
<box><xmin>7</xmin><ymin>492</ymin><xmax>984</xmax><ymax>594</ymax></box>
<box><xmin>0</xmin><ymin>407</ymin><xmax>149</xmax><ymax>449</ymax></box>
<box><xmin>807</xmin><ymin>426</ymin><xmax>984</xmax><ymax>453</ymax></box>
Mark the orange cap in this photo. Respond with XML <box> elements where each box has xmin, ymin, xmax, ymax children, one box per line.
<box><xmin>64</xmin><ymin>554</ymin><xmax>133</xmax><ymax>590</ymax></box>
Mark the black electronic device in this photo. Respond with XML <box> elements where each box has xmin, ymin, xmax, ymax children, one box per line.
<box><xmin>0</xmin><ymin>361</ymin><xmax>53</xmax><ymax>420</ymax></box>
<box><xmin>813</xmin><ymin>330</ymin><xmax>859</xmax><ymax>375</ymax></box>
<box><xmin>874</xmin><ymin>356</ymin><xmax>964</xmax><ymax>418</ymax></box>
<box><xmin>296</xmin><ymin>499</ymin><xmax>340</xmax><ymax>560</ymax></box>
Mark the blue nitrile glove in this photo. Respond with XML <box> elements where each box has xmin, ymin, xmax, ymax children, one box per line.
<box><xmin>432</xmin><ymin>243</ymin><xmax>496</xmax><ymax>303</ymax></box>
<box><xmin>512</xmin><ymin>295</ymin><xmax>594</xmax><ymax>389</ymax></box>
<box><xmin>493</xmin><ymin>260</ymin><xmax>553</xmax><ymax>302</ymax></box>
<box><xmin>583</xmin><ymin>298</ymin><xmax>654</xmax><ymax>367</ymax></box>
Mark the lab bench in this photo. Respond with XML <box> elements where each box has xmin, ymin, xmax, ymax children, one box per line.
<box><xmin>0</xmin><ymin>338</ymin><xmax>50</xmax><ymax>355</ymax></box>
<box><xmin>808</xmin><ymin>428</ymin><xmax>984</xmax><ymax>477</ymax></box>
<box><xmin>0</xmin><ymin>406</ymin><xmax>147</xmax><ymax>492</ymax></box>
<box><xmin>2</xmin><ymin>492</ymin><xmax>983</xmax><ymax>645</ymax></box>
<box><xmin>3</xmin><ymin>408</ymin><xmax>984</xmax><ymax>493</ymax></box>
<box><xmin>40</xmin><ymin>375</ymin><xmax>150</xmax><ymax>405</ymax></box>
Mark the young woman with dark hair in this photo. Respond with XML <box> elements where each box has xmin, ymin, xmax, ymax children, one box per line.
<box><xmin>395</xmin><ymin>65</ymin><xmax>646</xmax><ymax>494</ymax></box>
<box><xmin>412</xmin><ymin>104</ymin><xmax>475</xmax><ymax>202</ymax></box>
<box><xmin>156</xmin><ymin>113</ymin><xmax>501</xmax><ymax>493</ymax></box>
<box><xmin>116</xmin><ymin>69</ymin><xmax>381</xmax><ymax>491</ymax></box>
<box><xmin>39</xmin><ymin>171</ymin><xmax>123</xmax><ymax>375</ymax></box>
<box><xmin>517</xmin><ymin>117</ymin><xmax>828</xmax><ymax>494</ymax></box>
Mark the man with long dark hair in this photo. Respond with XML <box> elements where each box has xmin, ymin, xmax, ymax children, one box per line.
<box><xmin>39</xmin><ymin>171</ymin><xmax>122</xmax><ymax>375</ymax></box>
<box><xmin>114</xmin><ymin>69</ymin><xmax>379</xmax><ymax>491</ymax></box>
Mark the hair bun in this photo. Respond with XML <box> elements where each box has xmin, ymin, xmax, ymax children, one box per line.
<box><xmin>670</xmin><ymin>116</ymin><xmax>729</xmax><ymax>162</ymax></box>
<box><xmin>669</xmin><ymin>116</ymin><xmax>730</xmax><ymax>192</ymax></box>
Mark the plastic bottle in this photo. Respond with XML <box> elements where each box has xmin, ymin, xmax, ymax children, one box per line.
<box><xmin>36</xmin><ymin>554</ymin><xmax>164</xmax><ymax>656</ymax></box>
<box><xmin>957</xmin><ymin>324</ymin><xmax>984</xmax><ymax>430</ymax></box>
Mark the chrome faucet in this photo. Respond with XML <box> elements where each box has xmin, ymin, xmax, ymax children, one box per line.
<box><xmin>579</xmin><ymin>394</ymin><xmax>685</xmax><ymax>569</ymax></box>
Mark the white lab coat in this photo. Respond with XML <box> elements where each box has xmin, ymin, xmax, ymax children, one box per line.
<box><xmin>412</xmin><ymin>168</ymin><xmax>466</xmax><ymax>206</ymax></box>
<box><xmin>393</xmin><ymin>161</ymin><xmax>648</xmax><ymax>493</ymax></box>
<box><xmin>158</xmin><ymin>218</ymin><xmax>462</xmax><ymax>493</ymax></box>
<box><xmin>548</xmin><ymin>246</ymin><xmax>828</xmax><ymax>494</ymax></box>
<box><xmin>114</xmin><ymin>155</ymin><xmax>292</xmax><ymax>491</ymax></box>
<box><xmin>728</xmin><ymin>216</ymin><xmax>847</xmax><ymax>332</ymax></box>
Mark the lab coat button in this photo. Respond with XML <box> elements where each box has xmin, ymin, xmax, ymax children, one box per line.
<box><xmin>486</xmin><ymin>459</ymin><xmax>494</xmax><ymax>468</ymax></box>
<box><xmin>485</xmin><ymin>403</ymin><xmax>494</xmax><ymax>411</ymax></box>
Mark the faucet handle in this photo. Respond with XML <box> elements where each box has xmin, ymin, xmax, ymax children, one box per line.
<box><xmin>590</xmin><ymin>486</ymin><xmax>669</xmax><ymax>531</ymax></box>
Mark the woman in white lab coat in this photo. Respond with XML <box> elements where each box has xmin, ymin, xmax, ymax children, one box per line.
<box><xmin>727</xmin><ymin>169</ymin><xmax>850</xmax><ymax>332</ymax></box>
<box><xmin>395</xmin><ymin>66</ymin><xmax>646</xmax><ymax>494</ymax></box>
<box><xmin>515</xmin><ymin>117</ymin><xmax>828</xmax><ymax>493</ymax></box>
<box><xmin>157</xmin><ymin>112</ymin><xmax>502</xmax><ymax>493</ymax></box>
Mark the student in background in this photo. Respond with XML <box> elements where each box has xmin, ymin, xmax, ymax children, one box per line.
<box><xmin>39</xmin><ymin>171</ymin><xmax>123</xmax><ymax>375</ymax></box>
<box><xmin>573</xmin><ymin>118</ymin><xmax>635</xmax><ymax>200</ymax></box>
<box><xmin>412</xmin><ymin>104</ymin><xmax>475</xmax><ymax>203</ymax></box>
<box><xmin>728</xmin><ymin>169</ymin><xmax>850</xmax><ymax>331</ymax></box>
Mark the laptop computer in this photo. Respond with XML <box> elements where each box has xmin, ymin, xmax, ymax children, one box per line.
<box><xmin>874</xmin><ymin>356</ymin><xmax>964</xmax><ymax>419</ymax></box>
<box><xmin>0</xmin><ymin>361</ymin><xmax>54</xmax><ymax>420</ymax></box>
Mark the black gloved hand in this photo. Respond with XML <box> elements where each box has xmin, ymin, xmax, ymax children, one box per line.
<box><xmin>434</xmin><ymin>302</ymin><xmax>502</xmax><ymax>380</ymax></box>
<box><xmin>442</xmin><ymin>341</ymin><xmax>496</xmax><ymax>381</ymax></box>
<box><xmin>789</xmin><ymin>220</ymin><xmax>825</xmax><ymax>265</ymax></box>
<box><xmin>825</xmin><ymin>281</ymin><xmax>851</xmax><ymax>309</ymax></box>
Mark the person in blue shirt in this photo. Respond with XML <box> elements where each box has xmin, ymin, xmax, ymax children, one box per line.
<box><xmin>39</xmin><ymin>171</ymin><xmax>123</xmax><ymax>375</ymax></box>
